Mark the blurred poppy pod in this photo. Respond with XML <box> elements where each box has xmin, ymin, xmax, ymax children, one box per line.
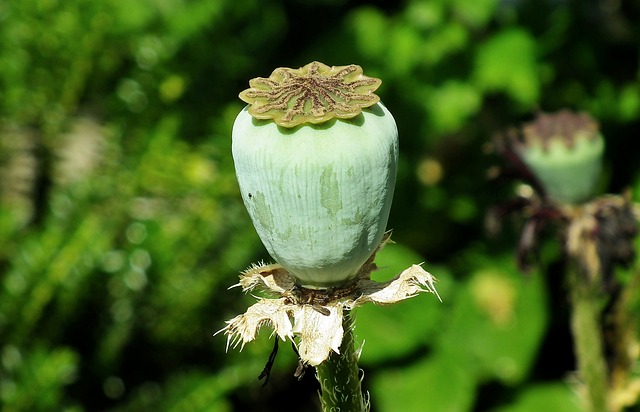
<box><xmin>232</xmin><ymin>62</ymin><xmax>398</xmax><ymax>288</ymax></box>
<box><xmin>514</xmin><ymin>110</ymin><xmax>604</xmax><ymax>204</ymax></box>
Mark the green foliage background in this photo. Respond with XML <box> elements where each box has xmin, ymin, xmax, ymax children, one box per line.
<box><xmin>1</xmin><ymin>0</ymin><xmax>639</xmax><ymax>411</ymax></box>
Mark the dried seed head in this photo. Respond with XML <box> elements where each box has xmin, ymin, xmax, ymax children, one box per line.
<box><xmin>566</xmin><ymin>194</ymin><xmax>638</xmax><ymax>282</ymax></box>
<box><xmin>239</xmin><ymin>61</ymin><xmax>381</xmax><ymax>127</ymax></box>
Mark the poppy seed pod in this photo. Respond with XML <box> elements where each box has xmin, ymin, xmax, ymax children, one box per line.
<box><xmin>515</xmin><ymin>110</ymin><xmax>604</xmax><ymax>204</ymax></box>
<box><xmin>232</xmin><ymin>62</ymin><xmax>398</xmax><ymax>287</ymax></box>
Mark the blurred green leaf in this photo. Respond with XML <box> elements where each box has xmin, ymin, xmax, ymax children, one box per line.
<box><xmin>348</xmin><ymin>7</ymin><xmax>389</xmax><ymax>60</ymax></box>
<box><xmin>437</xmin><ymin>255</ymin><xmax>549</xmax><ymax>385</ymax></box>
<box><xmin>472</xmin><ymin>28</ymin><xmax>540</xmax><ymax>106</ymax></box>
<box><xmin>421</xmin><ymin>22</ymin><xmax>469</xmax><ymax>65</ymax></box>
<box><xmin>451</xmin><ymin>0</ymin><xmax>497</xmax><ymax>28</ymax></box>
<box><xmin>424</xmin><ymin>81</ymin><xmax>481</xmax><ymax>134</ymax></box>
<box><xmin>0</xmin><ymin>346</ymin><xmax>79</xmax><ymax>412</ymax></box>
<box><xmin>371</xmin><ymin>351</ymin><xmax>476</xmax><ymax>412</ymax></box>
<box><xmin>405</xmin><ymin>0</ymin><xmax>445</xmax><ymax>30</ymax></box>
<box><xmin>387</xmin><ymin>24</ymin><xmax>424</xmax><ymax>77</ymax></box>
<box><xmin>617</xmin><ymin>83</ymin><xmax>640</xmax><ymax>121</ymax></box>
<box><xmin>492</xmin><ymin>383</ymin><xmax>582</xmax><ymax>412</ymax></box>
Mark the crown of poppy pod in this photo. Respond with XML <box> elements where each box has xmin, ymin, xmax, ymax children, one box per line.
<box><xmin>238</xmin><ymin>61</ymin><xmax>382</xmax><ymax>127</ymax></box>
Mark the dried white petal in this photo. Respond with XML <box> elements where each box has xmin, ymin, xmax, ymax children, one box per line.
<box><xmin>216</xmin><ymin>298</ymin><xmax>294</xmax><ymax>351</ymax></box>
<box><xmin>293</xmin><ymin>303</ymin><xmax>344</xmax><ymax>366</ymax></box>
<box><xmin>353</xmin><ymin>264</ymin><xmax>441</xmax><ymax>306</ymax></box>
<box><xmin>237</xmin><ymin>262</ymin><xmax>294</xmax><ymax>294</ymax></box>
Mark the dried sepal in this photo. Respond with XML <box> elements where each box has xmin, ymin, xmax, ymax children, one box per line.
<box><xmin>239</xmin><ymin>61</ymin><xmax>382</xmax><ymax>127</ymax></box>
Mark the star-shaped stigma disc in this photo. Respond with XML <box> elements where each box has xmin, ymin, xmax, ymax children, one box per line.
<box><xmin>239</xmin><ymin>61</ymin><xmax>382</xmax><ymax>127</ymax></box>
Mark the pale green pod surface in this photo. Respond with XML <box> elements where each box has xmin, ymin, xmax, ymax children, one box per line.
<box><xmin>232</xmin><ymin>102</ymin><xmax>398</xmax><ymax>287</ymax></box>
<box><xmin>519</xmin><ymin>134</ymin><xmax>604</xmax><ymax>204</ymax></box>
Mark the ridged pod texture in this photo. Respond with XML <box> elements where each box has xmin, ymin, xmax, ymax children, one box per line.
<box><xmin>232</xmin><ymin>102</ymin><xmax>398</xmax><ymax>287</ymax></box>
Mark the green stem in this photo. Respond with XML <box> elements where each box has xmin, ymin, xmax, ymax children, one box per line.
<box><xmin>567</xmin><ymin>265</ymin><xmax>609</xmax><ymax>412</ymax></box>
<box><xmin>608</xmin><ymin>270</ymin><xmax>640</xmax><ymax>411</ymax></box>
<box><xmin>315</xmin><ymin>311</ymin><xmax>367</xmax><ymax>412</ymax></box>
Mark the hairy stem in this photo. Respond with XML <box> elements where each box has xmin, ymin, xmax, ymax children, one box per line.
<box><xmin>315</xmin><ymin>311</ymin><xmax>367</xmax><ymax>412</ymax></box>
<box><xmin>567</xmin><ymin>265</ymin><xmax>609</xmax><ymax>412</ymax></box>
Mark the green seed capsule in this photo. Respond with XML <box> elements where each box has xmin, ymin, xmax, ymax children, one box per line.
<box><xmin>232</xmin><ymin>62</ymin><xmax>397</xmax><ymax>287</ymax></box>
<box><xmin>516</xmin><ymin>110</ymin><xmax>604</xmax><ymax>204</ymax></box>
<box><xmin>232</xmin><ymin>102</ymin><xmax>397</xmax><ymax>287</ymax></box>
